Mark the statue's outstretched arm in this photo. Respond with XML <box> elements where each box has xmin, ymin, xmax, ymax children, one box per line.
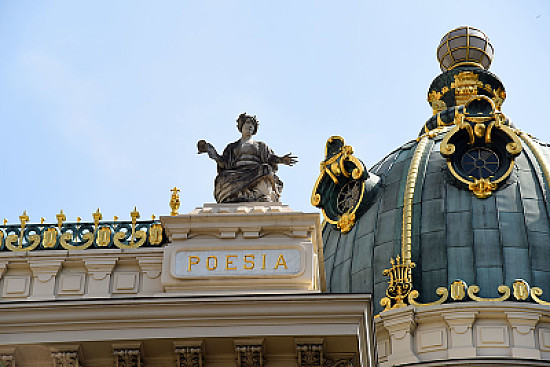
<box><xmin>275</xmin><ymin>153</ymin><xmax>298</xmax><ymax>166</ymax></box>
<box><xmin>197</xmin><ymin>140</ymin><xmax>223</xmax><ymax>165</ymax></box>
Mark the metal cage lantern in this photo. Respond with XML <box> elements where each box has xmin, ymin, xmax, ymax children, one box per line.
<box><xmin>437</xmin><ymin>26</ymin><xmax>494</xmax><ymax>71</ymax></box>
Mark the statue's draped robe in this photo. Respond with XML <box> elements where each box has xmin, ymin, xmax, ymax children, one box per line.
<box><xmin>215</xmin><ymin>140</ymin><xmax>283</xmax><ymax>203</ymax></box>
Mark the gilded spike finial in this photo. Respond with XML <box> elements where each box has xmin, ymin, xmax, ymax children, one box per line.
<box><xmin>40</xmin><ymin>217</ymin><xmax>45</xmax><ymax>224</ymax></box>
<box><xmin>92</xmin><ymin>208</ymin><xmax>102</xmax><ymax>231</ymax></box>
<box><xmin>170</xmin><ymin>187</ymin><xmax>181</xmax><ymax>216</ymax></box>
<box><xmin>77</xmin><ymin>217</ymin><xmax>81</xmax><ymax>223</ymax></box>
<box><xmin>3</xmin><ymin>219</ymin><xmax>7</xmax><ymax>225</ymax></box>
<box><xmin>114</xmin><ymin>216</ymin><xmax>118</xmax><ymax>221</ymax></box>
<box><xmin>20</xmin><ymin>211</ymin><xmax>29</xmax><ymax>228</ymax></box>
<box><xmin>151</xmin><ymin>214</ymin><xmax>156</xmax><ymax>221</ymax></box>
<box><xmin>131</xmin><ymin>206</ymin><xmax>140</xmax><ymax>242</ymax></box>
<box><xmin>57</xmin><ymin>210</ymin><xmax>66</xmax><ymax>229</ymax></box>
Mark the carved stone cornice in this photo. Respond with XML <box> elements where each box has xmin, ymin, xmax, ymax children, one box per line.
<box><xmin>234</xmin><ymin>339</ymin><xmax>264</xmax><ymax>367</ymax></box>
<box><xmin>113</xmin><ymin>344</ymin><xmax>142</xmax><ymax>367</ymax></box>
<box><xmin>51</xmin><ymin>351</ymin><xmax>80</xmax><ymax>367</ymax></box>
<box><xmin>174</xmin><ymin>341</ymin><xmax>204</xmax><ymax>367</ymax></box>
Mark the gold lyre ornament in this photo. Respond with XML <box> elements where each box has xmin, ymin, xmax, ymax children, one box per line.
<box><xmin>170</xmin><ymin>187</ymin><xmax>181</xmax><ymax>216</ymax></box>
<box><xmin>381</xmin><ymin>256</ymin><xmax>416</xmax><ymax>311</ymax></box>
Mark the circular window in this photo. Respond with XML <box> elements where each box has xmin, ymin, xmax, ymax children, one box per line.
<box><xmin>337</xmin><ymin>180</ymin><xmax>361</xmax><ymax>214</ymax></box>
<box><xmin>460</xmin><ymin>147</ymin><xmax>500</xmax><ymax>179</ymax></box>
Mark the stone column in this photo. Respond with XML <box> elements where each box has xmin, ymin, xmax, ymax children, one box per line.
<box><xmin>174</xmin><ymin>340</ymin><xmax>204</xmax><ymax>367</ymax></box>
<box><xmin>84</xmin><ymin>257</ymin><xmax>117</xmax><ymax>298</ymax></box>
<box><xmin>506</xmin><ymin>311</ymin><xmax>541</xmax><ymax>359</ymax></box>
<box><xmin>113</xmin><ymin>343</ymin><xmax>143</xmax><ymax>367</ymax></box>
<box><xmin>29</xmin><ymin>258</ymin><xmax>63</xmax><ymax>299</ymax></box>
<box><xmin>442</xmin><ymin>311</ymin><xmax>478</xmax><ymax>359</ymax></box>
<box><xmin>380</xmin><ymin>307</ymin><xmax>419</xmax><ymax>366</ymax></box>
<box><xmin>234</xmin><ymin>339</ymin><xmax>264</xmax><ymax>367</ymax></box>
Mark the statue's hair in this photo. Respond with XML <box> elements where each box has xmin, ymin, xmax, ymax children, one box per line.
<box><xmin>236</xmin><ymin>113</ymin><xmax>259</xmax><ymax>135</ymax></box>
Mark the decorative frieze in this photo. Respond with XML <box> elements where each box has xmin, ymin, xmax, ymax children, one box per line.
<box><xmin>51</xmin><ymin>351</ymin><xmax>80</xmax><ymax>367</ymax></box>
<box><xmin>113</xmin><ymin>344</ymin><xmax>142</xmax><ymax>367</ymax></box>
<box><xmin>174</xmin><ymin>341</ymin><xmax>204</xmax><ymax>367</ymax></box>
<box><xmin>234</xmin><ymin>339</ymin><xmax>264</xmax><ymax>367</ymax></box>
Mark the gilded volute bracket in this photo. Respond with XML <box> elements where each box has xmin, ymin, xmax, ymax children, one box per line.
<box><xmin>311</xmin><ymin>136</ymin><xmax>380</xmax><ymax>233</ymax></box>
<box><xmin>440</xmin><ymin>96</ymin><xmax>522</xmax><ymax>198</ymax></box>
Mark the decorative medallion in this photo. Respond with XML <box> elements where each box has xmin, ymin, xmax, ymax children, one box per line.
<box><xmin>311</xmin><ymin>136</ymin><xmax>380</xmax><ymax>233</ymax></box>
<box><xmin>440</xmin><ymin>96</ymin><xmax>522</xmax><ymax>198</ymax></box>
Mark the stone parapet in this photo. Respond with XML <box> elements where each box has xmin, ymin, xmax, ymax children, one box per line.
<box><xmin>375</xmin><ymin>302</ymin><xmax>550</xmax><ymax>366</ymax></box>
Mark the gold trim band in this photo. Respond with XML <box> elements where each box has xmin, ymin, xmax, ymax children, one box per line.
<box><xmin>401</xmin><ymin>136</ymin><xmax>430</xmax><ymax>265</ymax></box>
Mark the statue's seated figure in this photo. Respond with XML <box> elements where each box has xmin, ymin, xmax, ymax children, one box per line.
<box><xmin>198</xmin><ymin>113</ymin><xmax>297</xmax><ymax>203</ymax></box>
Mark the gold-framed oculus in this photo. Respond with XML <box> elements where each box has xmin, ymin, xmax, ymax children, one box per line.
<box><xmin>440</xmin><ymin>96</ymin><xmax>522</xmax><ymax>198</ymax></box>
<box><xmin>311</xmin><ymin>136</ymin><xmax>380</xmax><ymax>233</ymax></box>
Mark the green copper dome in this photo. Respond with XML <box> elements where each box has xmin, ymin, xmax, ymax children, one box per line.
<box><xmin>314</xmin><ymin>28</ymin><xmax>550</xmax><ymax>314</ymax></box>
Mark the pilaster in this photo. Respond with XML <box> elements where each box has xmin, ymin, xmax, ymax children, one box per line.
<box><xmin>50</xmin><ymin>347</ymin><xmax>81</xmax><ymax>367</ymax></box>
<box><xmin>0</xmin><ymin>347</ymin><xmax>16</xmax><ymax>367</ymax></box>
<box><xmin>234</xmin><ymin>339</ymin><xmax>264</xmax><ymax>367</ymax></box>
<box><xmin>136</xmin><ymin>255</ymin><xmax>162</xmax><ymax>294</ymax></box>
<box><xmin>28</xmin><ymin>258</ymin><xmax>63</xmax><ymax>299</ymax></box>
<box><xmin>113</xmin><ymin>343</ymin><xmax>143</xmax><ymax>367</ymax></box>
<box><xmin>380</xmin><ymin>306</ymin><xmax>419</xmax><ymax>366</ymax></box>
<box><xmin>174</xmin><ymin>340</ymin><xmax>204</xmax><ymax>367</ymax></box>
<box><xmin>84</xmin><ymin>257</ymin><xmax>117</xmax><ymax>297</ymax></box>
<box><xmin>442</xmin><ymin>311</ymin><xmax>478</xmax><ymax>359</ymax></box>
<box><xmin>506</xmin><ymin>311</ymin><xmax>541</xmax><ymax>359</ymax></box>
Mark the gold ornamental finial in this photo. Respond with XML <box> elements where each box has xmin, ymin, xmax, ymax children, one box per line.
<box><xmin>114</xmin><ymin>216</ymin><xmax>118</xmax><ymax>221</ymax></box>
<box><xmin>131</xmin><ymin>206</ymin><xmax>140</xmax><ymax>223</ymax></box>
<box><xmin>170</xmin><ymin>187</ymin><xmax>181</xmax><ymax>216</ymax></box>
<box><xmin>77</xmin><ymin>217</ymin><xmax>81</xmax><ymax>223</ymax></box>
<box><xmin>151</xmin><ymin>214</ymin><xmax>156</xmax><ymax>221</ymax></box>
<box><xmin>40</xmin><ymin>217</ymin><xmax>45</xmax><ymax>224</ymax></box>
<box><xmin>3</xmin><ymin>219</ymin><xmax>7</xmax><ymax>225</ymax></box>
<box><xmin>57</xmin><ymin>210</ymin><xmax>66</xmax><ymax>229</ymax></box>
<box><xmin>93</xmin><ymin>208</ymin><xmax>102</xmax><ymax>230</ymax></box>
<box><xmin>19</xmin><ymin>211</ymin><xmax>29</xmax><ymax>228</ymax></box>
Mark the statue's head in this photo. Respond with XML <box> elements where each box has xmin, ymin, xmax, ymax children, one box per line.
<box><xmin>236</xmin><ymin>113</ymin><xmax>259</xmax><ymax>135</ymax></box>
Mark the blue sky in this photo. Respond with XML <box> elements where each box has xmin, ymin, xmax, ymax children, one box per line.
<box><xmin>0</xmin><ymin>1</ymin><xmax>549</xmax><ymax>224</ymax></box>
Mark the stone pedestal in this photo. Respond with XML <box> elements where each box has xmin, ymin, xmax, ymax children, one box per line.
<box><xmin>160</xmin><ymin>203</ymin><xmax>324</xmax><ymax>294</ymax></box>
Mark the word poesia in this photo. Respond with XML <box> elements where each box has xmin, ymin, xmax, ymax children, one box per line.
<box><xmin>187</xmin><ymin>253</ymin><xmax>288</xmax><ymax>271</ymax></box>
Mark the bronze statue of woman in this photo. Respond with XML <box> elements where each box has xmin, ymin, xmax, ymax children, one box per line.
<box><xmin>198</xmin><ymin>113</ymin><xmax>297</xmax><ymax>203</ymax></box>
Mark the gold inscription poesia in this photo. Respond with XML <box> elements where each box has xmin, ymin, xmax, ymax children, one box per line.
<box><xmin>187</xmin><ymin>254</ymin><xmax>288</xmax><ymax>271</ymax></box>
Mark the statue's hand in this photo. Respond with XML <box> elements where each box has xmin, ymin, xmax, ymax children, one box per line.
<box><xmin>280</xmin><ymin>153</ymin><xmax>298</xmax><ymax>166</ymax></box>
<box><xmin>197</xmin><ymin>140</ymin><xmax>221</xmax><ymax>161</ymax></box>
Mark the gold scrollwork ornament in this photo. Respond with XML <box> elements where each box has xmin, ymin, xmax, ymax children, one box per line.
<box><xmin>467</xmin><ymin>284</ymin><xmax>511</xmax><ymax>302</ymax></box>
<box><xmin>59</xmin><ymin>231</ymin><xmax>94</xmax><ymax>250</ymax></box>
<box><xmin>114</xmin><ymin>230</ymin><xmax>147</xmax><ymax>249</ymax></box>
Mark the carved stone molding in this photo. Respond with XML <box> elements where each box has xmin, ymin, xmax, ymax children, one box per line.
<box><xmin>174</xmin><ymin>340</ymin><xmax>204</xmax><ymax>367</ymax></box>
<box><xmin>295</xmin><ymin>339</ymin><xmax>353</xmax><ymax>367</ymax></box>
<box><xmin>0</xmin><ymin>354</ymin><xmax>14</xmax><ymax>367</ymax></box>
<box><xmin>51</xmin><ymin>351</ymin><xmax>80</xmax><ymax>367</ymax></box>
<box><xmin>234</xmin><ymin>339</ymin><xmax>264</xmax><ymax>367</ymax></box>
<box><xmin>296</xmin><ymin>340</ymin><xmax>324</xmax><ymax>366</ymax></box>
<box><xmin>113</xmin><ymin>344</ymin><xmax>142</xmax><ymax>367</ymax></box>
